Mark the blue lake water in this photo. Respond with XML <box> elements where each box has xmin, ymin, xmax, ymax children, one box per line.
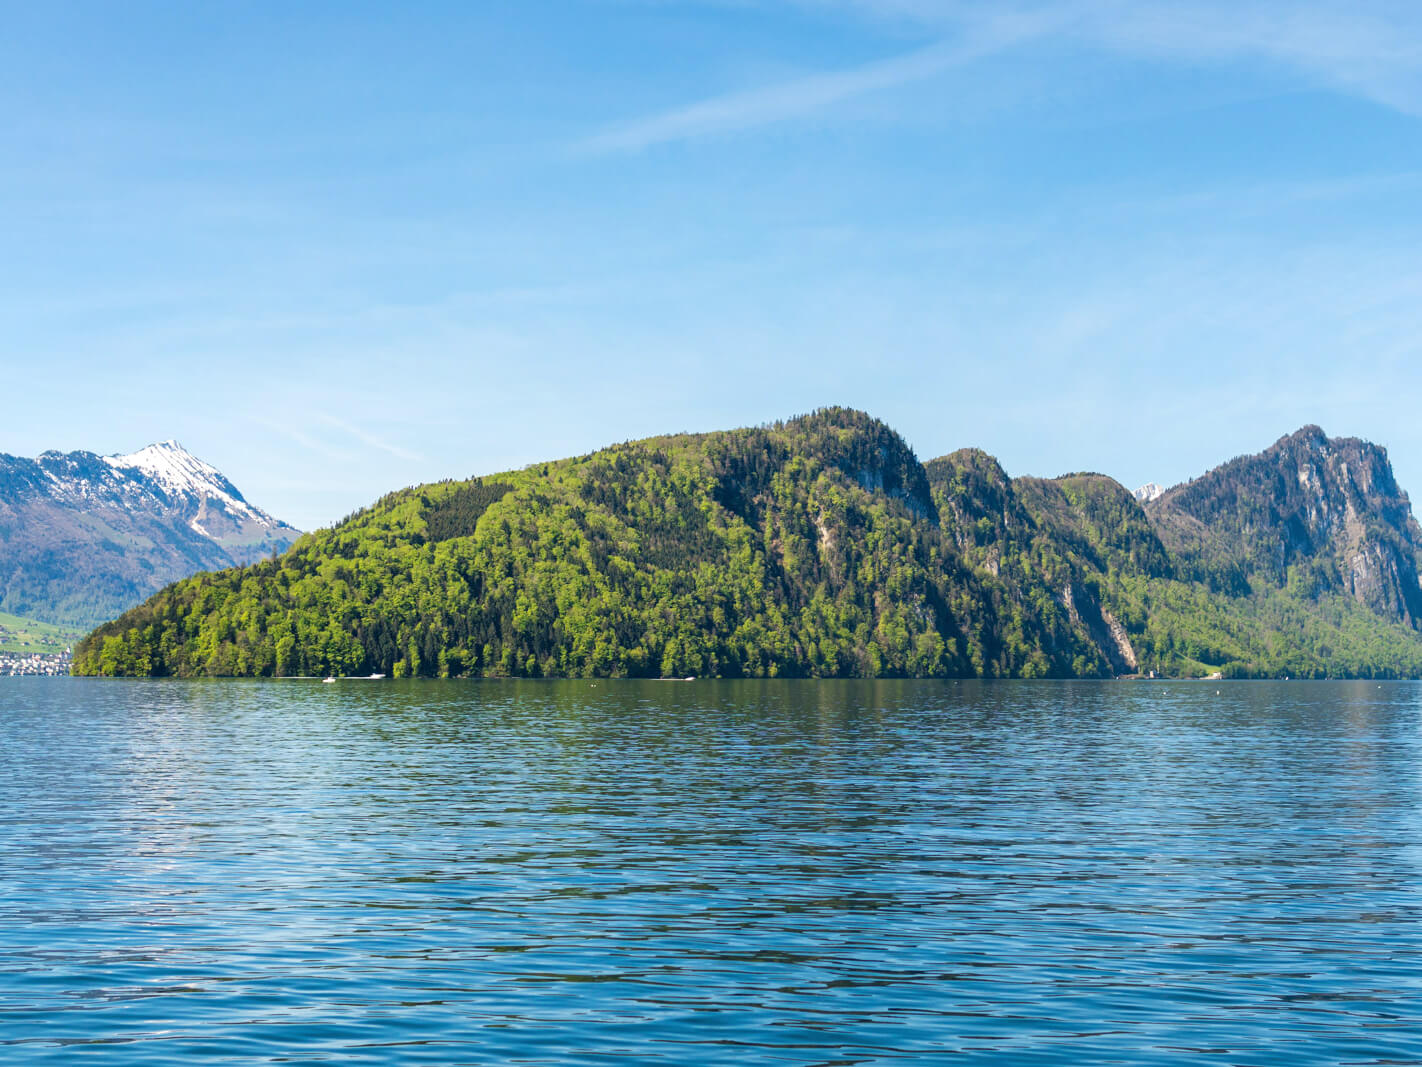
<box><xmin>1</xmin><ymin>678</ymin><xmax>1420</xmax><ymax>1064</ymax></box>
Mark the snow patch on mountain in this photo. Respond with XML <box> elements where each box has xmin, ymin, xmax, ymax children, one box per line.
<box><xmin>1</xmin><ymin>440</ymin><xmax>301</xmax><ymax>625</ymax></box>
<box><xmin>103</xmin><ymin>440</ymin><xmax>276</xmax><ymax>534</ymax></box>
<box><xmin>1134</xmin><ymin>482</ymin><xmax>1166</xmax><ymax>503</ymax></box>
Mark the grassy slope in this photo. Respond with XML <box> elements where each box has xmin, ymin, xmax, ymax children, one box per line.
<box><xmin>0</xmin><ymin>611</ymin><xmax>83</xmax><ymax>655</ymax></box>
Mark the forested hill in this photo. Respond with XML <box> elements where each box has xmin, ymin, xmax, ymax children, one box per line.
<box><xmin>74</xmin><ymin>410</ymin><xmax>1422</xmax><ymax>679</ymax></box>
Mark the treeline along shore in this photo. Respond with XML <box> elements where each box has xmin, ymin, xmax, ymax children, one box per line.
<box><xmin>73</xmin><ymin>409</ymin><xmax>1422</xmax><ymax>680</ymax></box>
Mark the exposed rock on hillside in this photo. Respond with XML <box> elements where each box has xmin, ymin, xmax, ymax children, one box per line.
<box><xmin>1146</xmin><ymin>426</ymin><xmax>1422</xmax><ymax>626</ymax></box>
<box><xmin>72</xmin><ymin>413</ymin><xmax>1422</xmax><ymax>680</ymax></box>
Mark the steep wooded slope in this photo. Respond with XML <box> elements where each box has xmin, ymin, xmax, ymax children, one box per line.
<box><xmin>74</xmin><ymin>412</ymin><xmax>1422</xmax><ymax>679</ymax></box>
<box><xmin>926</xmin><ymin>442</ymin><xmax>1422</xmax><ymax>679</ymax></box>
<box><xmin>75</xmin><ymin>411</ymin><xmax>1120</xmax><ymax>678</ymax></box>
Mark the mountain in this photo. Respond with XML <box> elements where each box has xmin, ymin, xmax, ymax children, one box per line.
<box><xmin>1146</xmin><ymin>426</ymin><xmax>1422</xmax><ymax>625</ymax></box>
<box><xmin>73</xmin><ymin>411</ymin><xmax>1422</xmax><ymax>680</ymax></box>
<box><xmin>0</xmin><ymin>440</ymin><xmax>300</xmax><ymax>625</ymax></box>
<box><xmin>1133</xmin><ymin>483</ymin><xmax>1165</xmax><ymax>503</ymax></box>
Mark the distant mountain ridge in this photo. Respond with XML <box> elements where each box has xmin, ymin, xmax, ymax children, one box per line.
<box><xmin>75</xmin><ymin>410</ymin><xmax>1422</xmax><ymax>680</ymax></box>
<box><xmin>0</xmin><ymin>440</ymin><xmax>299</xmax><ymax>625</ymax></box>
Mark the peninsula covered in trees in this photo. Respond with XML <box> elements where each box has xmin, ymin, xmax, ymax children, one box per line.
<box><xmin>74</xmin><ymin>409</ymin><xmax>1422</xmax><ymax>680</ymax></box>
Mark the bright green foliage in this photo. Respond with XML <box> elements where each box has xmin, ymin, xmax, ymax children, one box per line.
<box><xmin>76</xmin><ymin>411</ymin><xmax>1067</xmax><ymax>678</ymax></box>
<box><xmin>1111</xmin><ymin>576</ymin><xmax>1422</xmax><ymax>679</ymax></box>
<box><xmin>74</xmin><ymin>410</ymin><xmax>1422</xmax><ymax>680</ymax></box>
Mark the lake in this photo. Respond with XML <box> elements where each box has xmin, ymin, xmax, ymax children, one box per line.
<box><xmin>1</xmin><ymin>678</ymin><xmax>1420</xmax><ymax>1064</ymax></box>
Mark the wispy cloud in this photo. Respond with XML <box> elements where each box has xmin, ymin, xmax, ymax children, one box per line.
<box><xmin>1074</xmin><ymin>0</ymin><xmax>1422</xmax><ymax>115</ymax></box>
<box><xmin>586</xmin><ymin>0</ymin><xmax>1422</xmax><ymax>152</ymax></box>
<box><xmin>837</xmin><ymin>0</ymin><xmax>1422</xmax><ymax>113</ymax></box>
<box><xmin>582</xmin><ymin>7</ymin><xmax>1065</xmax><ymax>152</ymax></box>
<box><xmin>315</xmin><ymin>413</ymin><xmax>424</xmax><ymax>462</ymax></box>
<box><xmin>247</xmin><ymin>415</ymin><xmax>355</xmax><ymax>462</ymax></box>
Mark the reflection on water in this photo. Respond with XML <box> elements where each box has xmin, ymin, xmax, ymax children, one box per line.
<box><xmin>1</xmin><ymin>679</ymin><xmax>1421</xmax><ymax>1064</ymax></box>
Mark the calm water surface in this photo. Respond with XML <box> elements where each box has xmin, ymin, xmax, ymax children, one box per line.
<box><xmin>1</xmin><ymin>679</ymin><xmax>1420</xmax><ymax>1064</ymax></box>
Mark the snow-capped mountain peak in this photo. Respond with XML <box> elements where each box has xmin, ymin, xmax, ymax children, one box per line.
<box><xmin>1133</xmin><ymin>482</ymin><xmax>1166</xmax><ymax>503</ymax></box>
<box><xmin>101</xmin><ymin>440</ymin><xmax>285</xmax><ymax>536</ymax></box>
<box><xmin>1</xmin><ymin>441</ymin><xmax>301</xmax><ymax>625</ymax></box>
<box><xmin>107</xmin><ymin>440</ymin><xmax>243</xmax><ymax>501</ymax></box>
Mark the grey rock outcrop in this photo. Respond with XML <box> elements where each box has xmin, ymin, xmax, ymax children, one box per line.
<box><xmin>1145</xmin><ymin>426</ymin><xmax>1422</xmax><ymax>627</ymax></box>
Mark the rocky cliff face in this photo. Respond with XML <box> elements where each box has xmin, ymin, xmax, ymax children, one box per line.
<box><xmin>1145</xmin><ymin>426</ymin><xmax>1422</xmax><ymax>627</ymax></box>
<box><xmin>0</xmin><ymin>441</ymin><xmax>299</xmax><ymax>625</ymax></box>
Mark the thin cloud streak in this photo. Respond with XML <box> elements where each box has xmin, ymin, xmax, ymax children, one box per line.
<box><xmin>315</xmin><ymin>414</ymin><xmax>424</xmax><ymax>462</ymax></box>
<box><xmin>588</xmin><ymin>0</ymin><xmax>1422</xmax><ymax>153</ymax></box>
<box><xmin>1079</xmin><ymin>1</ymin><xmax>1422</xmax><ymax>116</ymax></box>
<box><xmin>247</xmin><ymin>415</ymin><xmax>355</xmax><ymax>463</ymax></box>
<box><xmin>835</xmin><ymin>0</ymin><xmax>1422</xmax><ymax>114</ymax></box>
<box><xmin>582</xmin><ymin>8</ymin><xmax>1064</xmax><ymax>152</ymax></box>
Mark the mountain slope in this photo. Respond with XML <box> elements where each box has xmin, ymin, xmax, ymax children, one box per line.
<box><xmin>0</xmin><ymin>441</ymin><xmax>300</xmax><ymax>625</ymax></box>
<box><xmin>75</xmin><ymin>410</ymin><xmax>1125</xmax><ymax>679</ymax></box>
<box><xmin>923</xmin><ymin>451</ymin><xmax>1159</xmax><ymax>677</ymax></box>
<box><xmin>1147</xmin><ymin>426</ymin><xmax>1422</xmax><ymax>624</ymax></box>
<box><xmin>73</xmin><ymin>413</ymin><xmax>1422</xmax><ymax>680</ymax></box>
<box><xmin>926</xmin><ymin>440</ymin><xmax>1422</xmax><ymax>680</ymax></box>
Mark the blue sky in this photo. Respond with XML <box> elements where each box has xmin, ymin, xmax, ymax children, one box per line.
<box><xmin>3</xmin><ymin>0</ymin><xmax>1420</xmax><ymax>530</ymax></box>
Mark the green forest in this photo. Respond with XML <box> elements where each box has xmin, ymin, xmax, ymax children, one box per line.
<box><xmin>74</xmin><ymin>409</ymin><xmax>1422</xmax><ymax>680</ymax></box>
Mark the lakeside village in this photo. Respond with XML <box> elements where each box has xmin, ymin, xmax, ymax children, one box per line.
<box><xmin>1</xmin><ymin>649</ymin><xmax>72</xmax><ymax>676</ymax></box>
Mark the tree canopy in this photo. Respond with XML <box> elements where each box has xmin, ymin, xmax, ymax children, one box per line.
<box><xmin>74</xmin><ymin>409</ymin><xmax>1422</xmax><ymax>681</ymax></box>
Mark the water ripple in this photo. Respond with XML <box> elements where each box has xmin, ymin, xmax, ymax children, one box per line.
<box><xmin>0</xmin><ymin>678</ymin><xmax>1420</xmax><ymax>1063</ymax></box>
